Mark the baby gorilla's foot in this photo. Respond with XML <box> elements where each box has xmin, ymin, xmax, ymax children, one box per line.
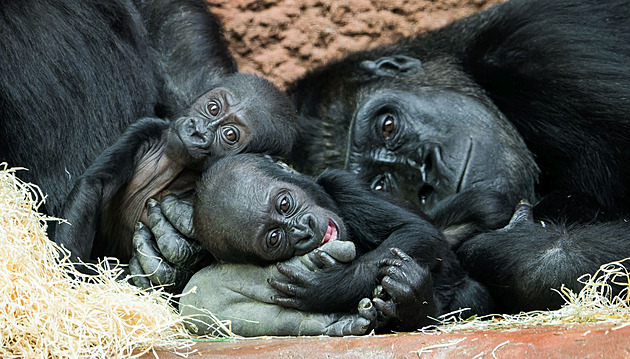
<box><xmin>321</xmin><ymin>298</ymin><xmax>376</xmax><ymax>336</ymax></box>
<box><xmin>373</xmin><ymin>248</ymin><xmax>439</xmax><ymax>331</ymax></box>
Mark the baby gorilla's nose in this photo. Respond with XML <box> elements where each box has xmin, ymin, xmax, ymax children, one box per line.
<box><xmin>181</xmin><ymin>117</ymin><xmax>212</xmax><ymax>148</ymax></box>
<box><xmin>290</xmin><ymin>213</ymin><xmax>320</xmax><ymax>253</ymax></box>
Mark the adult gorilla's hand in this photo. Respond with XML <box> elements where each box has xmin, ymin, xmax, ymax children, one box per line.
<box><xmin>129</xmin><ymin>194</ymin><xmax>212</xmax><ymax>293</ymax></box>
<box><xmin>180</xmin><ymin>240</ymin><xmax>375</xmax><ymax>336</ymax></box>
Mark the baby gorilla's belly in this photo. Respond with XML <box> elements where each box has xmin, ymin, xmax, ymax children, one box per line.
<box><xmin>96</xmin><ymin>157</ymin><xmax>198</xmax><ymax>261</ymax></box>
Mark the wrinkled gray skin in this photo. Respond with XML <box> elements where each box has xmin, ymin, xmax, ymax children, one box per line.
<box><xmin>180</xmin><ymin>241</ymin><xmax>377</xmax><ymax>337</ymax></box>
<box><xmin>129</xmin><ymin>195</ymin><xmax>376</xmax><ymax>336</ymax></box>
<box><xmin>129</xmin><ymin>195</ymin><xmax>209</xmax><ymax>293</ymax></box>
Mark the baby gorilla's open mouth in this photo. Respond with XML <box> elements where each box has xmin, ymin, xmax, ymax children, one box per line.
<box><xmin>321</xmin><ymin>219</ymin><xmax>338</xmax><ymax>245</ymax></box>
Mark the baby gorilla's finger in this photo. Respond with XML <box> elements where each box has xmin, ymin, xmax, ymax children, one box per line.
<box><xmin>377</xmin><ymin>258</ymin><xmax>403</xmax><ymax>268</ymax></box>
<box><xmin>161</xmin><ymin>193</ymin><xmax>195</xmax><ymax>238</ymax></box>
<box><xmin>147</xmin><ymin>199</ymin><xmax>207</xmax><ymax>268</ymax></box>
<box><xmin>358</xmin><ymin>298</ymin><xmax>377</xmax><ymax>321</ymax></box>
<box><xmin>271</xmin><ymin>295</ymin><xmax>301</xmax><ymax>309</ymax></box>
<box><xmin>390</xmin><ymin>247</ymin><xmax>413</xmax><ymax>261</ymax></box>
<box><xmin>156</xmin><ymin>230</ymin><xmax>208</xmax><ymax>269</ymax></box>
<box><xmin>146</xmin><ymin>199</ymin><xmax>175</xmax><ymax>239</ymax></box>
<box><xmin>267</xmin><ymin>278</ymin><xmax>304</xmax><ymax>297</ymax></box>
<box><xmin>378</xmin><ymin>260</ymin><xmax>408</xmax><ymax>281</ymax></box>
<box><xmin>128</xmin><ymin>255</ymin><xmax>152</xmax><ymax>289</ymax></box>
<box><xmin>381</xmin><ymin>274</ymin><xmax>413</xmax><ymax>300</ymax></box>
<box><xmin>276</xmin><ymin>263</ymin><xmax>312</xmax><ymax>284</ymax></box>
<box><xmin>132</xmin><ymin>224</ymin><xmax>177</xmax><ymax>286</ymax></box>
<box><xmin>373</xmin><ymin>284</ymin><xmax>388</xmax><ymax>300</ymax></box>
<box><xmin>372</xmin><ymin>297</ymin><xmax>396</xmax><ymax>318</ymax></box>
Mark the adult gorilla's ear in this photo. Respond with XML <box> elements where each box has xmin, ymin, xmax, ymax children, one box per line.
<box><xmin>359</xmin><ymin>55</ymin><xmax>422</xmax><ymax>77</ymax></box>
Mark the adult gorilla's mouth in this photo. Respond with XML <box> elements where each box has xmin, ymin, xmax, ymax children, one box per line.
<box><xmin>321</xmin><ymin>219</ymin><xmax>339</xmax><ymax>245</ymax></box>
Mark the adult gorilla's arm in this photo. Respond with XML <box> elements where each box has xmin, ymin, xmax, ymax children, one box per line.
<box><xmin>457</xmin><ymin>202</ymin><xmax>630</xmax><ymax>313</ymax></box>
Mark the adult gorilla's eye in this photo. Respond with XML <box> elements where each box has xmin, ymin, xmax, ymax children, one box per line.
<box><xmin>382</xmin><ymin>115</ymin><xmax>395</xmax><ymax>139</ymax></box>
<box><xmin>371</xmin><ymin>176</ymin><xmax>388</xmax><ymax>192</ymax></box>
<box><xmin>267</xmin><ymin>229</ymin><xmax>282</xmax><ymax>247</ymax></box>
<box><xmin>222</xmin><ymin>126</ymin><xmax>239</xmax><ymax>144</ymax></box>
<box><xmin>207</xmin><ymin>101</ymin><xmax>220</xmax><ymax>116</ymax></box>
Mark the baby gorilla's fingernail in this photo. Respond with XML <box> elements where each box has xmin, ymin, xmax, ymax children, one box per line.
<box><xmin>147</xmin><ymin>198</ymin><xmax>158</xmax><ymax>207</ymax></box>
<box><xmin>135</xmin><ymin>222</ymin><xmax>144</xmax><ymax>230</ymax></box>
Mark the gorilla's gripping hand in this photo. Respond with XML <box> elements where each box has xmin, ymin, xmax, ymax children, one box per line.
<box><xmin>180</xmin><ymin>240</ymin><xmax>377</xmax><ymax>336</ymax></box>
<box><xmin>373</xmin><ymin>248</ymin><xmax>438</xmax><ymax>331</ymax></box>
<box><xmin>129</xmin><ymin>194</ymin><xmax>211</xmax><ymax>293</ymax></box>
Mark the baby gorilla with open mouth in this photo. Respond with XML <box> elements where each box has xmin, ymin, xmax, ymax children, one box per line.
<box><xmin>188</xmin><ymin>153</ymin><xmax>492</xmax><ymax>331</ymax></box>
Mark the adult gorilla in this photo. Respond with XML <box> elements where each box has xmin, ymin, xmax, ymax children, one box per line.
<box><xmin>137</xmin><ymin>0</ymin><xmax>630</xmax><ymax>314</ymax></box>
<box><xmin>287</xmin><ymin>0</ymin><xmax>630</xmax><ymax>312</ymax></box>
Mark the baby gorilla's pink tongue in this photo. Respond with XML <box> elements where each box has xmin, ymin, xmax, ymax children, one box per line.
<box><xmin>322</xmin><ymin>219</ymin><xmax>338</xmax><ymax>245</ymax></box>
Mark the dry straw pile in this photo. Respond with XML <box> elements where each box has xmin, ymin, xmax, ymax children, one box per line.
<box><xmin>431</xmin><ymin>257</ymin><xmax>630</xmax><ymax>332</ymax></box>
<box><xmin>0</xmin><ymin>164</ymin><xmax>195</xmax><ymax>358</ymax></box>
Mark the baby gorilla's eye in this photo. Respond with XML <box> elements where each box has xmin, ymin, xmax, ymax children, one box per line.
<box><xmin>382</xmin><ymin>114</ymin><xmax>395</xmax><ymax>139</ymax></box>
<box><xmin>221</xmin><ymin>126</ymin><xmax>239</xmax><ymax>144</ymax></box>
<box><xmin>276</xmin><ymin>193</ymin><xmax>294</xmax><ymax>214</ymax></box>
<box><xmin>279</xmin><ymin>195</ymin><xmax>290</xmax><ymax>213</ymax></box>
<box><xmin>267</xmin><ymin>229</ymin><xmax>282</xmax><ymax>247</ymax></box>
<box><xmin>207</xmin><ymin>101</ymin><xmax>220</xmax><ymax>116</ymax></box>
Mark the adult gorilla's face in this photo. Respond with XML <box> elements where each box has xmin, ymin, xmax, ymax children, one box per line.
<box><xmin>290</xmin><ymin>56</ymin><xmax>539</xmax><ymax>211</ymax></box>
<box><xmin>345</xmin><ymin>85</ymin><xmax>538</xmax><ymax>211</ymax></box>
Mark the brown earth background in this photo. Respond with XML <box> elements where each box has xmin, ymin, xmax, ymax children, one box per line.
<box><xmin>206</xmin><ymin>0</ymin><xmax>506</xmax><ymax>90</ymax></box>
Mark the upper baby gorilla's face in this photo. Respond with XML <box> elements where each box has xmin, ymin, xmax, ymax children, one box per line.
<box><xmin>169</xmin><ymin>73</ymin><xmax>297</xmax><ymax>163</ymax></box>
<box><xmin>193</xmin><ymin>154</ymin><xmax>347</xmax><ymax>265</ymax></box>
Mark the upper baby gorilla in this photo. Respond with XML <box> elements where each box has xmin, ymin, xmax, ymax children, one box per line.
<box><xmin>56</xmin><ymin>74</ymin><xmax>296</xmax><ymax>263</ymax></box>
<box><xmin>190</xmin><ymin>153</ymin><xmax>492</xmax><ymax>330</ymax></box>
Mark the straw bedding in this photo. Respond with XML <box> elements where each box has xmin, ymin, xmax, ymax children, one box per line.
<box><xmin>0</xmin><ymin>164</ymin><xmax>195</xmax><ymax>358</ymax></box>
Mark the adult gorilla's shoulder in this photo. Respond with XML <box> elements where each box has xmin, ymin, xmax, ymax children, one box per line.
<box><xmin>287</xmin><ymin>0</ymin><xmax>630</xmax><ymax>312</ymax></box>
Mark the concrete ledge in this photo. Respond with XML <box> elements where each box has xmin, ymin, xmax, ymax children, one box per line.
<box><xmin>149</xmin><ymin>323</ymin><xmax>630</xmax><ymax>358</ymax></box>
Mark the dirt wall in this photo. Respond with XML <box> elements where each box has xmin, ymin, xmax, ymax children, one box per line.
<box><xmin>206</xmin><ymin>0</ymin><xmax>506</xmax><ymax>89</ymax></box>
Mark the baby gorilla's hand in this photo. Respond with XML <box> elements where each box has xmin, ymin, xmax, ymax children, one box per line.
<box><xmin>268</xmin><ymin>240</ymin><xmax>356</xmax><ymax>312</ymax></box>
<box><xmin>373</xmin><ymin>248</ymin><xmax>438</xmax><ymax>331</ymax></box>
<box><xmin>128</xmin><ymin>194</ymin><xmax>212</xmax><ymax>293</ymax></box>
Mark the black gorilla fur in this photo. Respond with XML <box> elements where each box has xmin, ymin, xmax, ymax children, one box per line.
<box><xmin>9</xmin><ymin>0</ymin><xmax>298</xmax><ymax>262</ymax></box>
<box><xmin>287</xmin><ymin>0</ymin><xmax>630</xmax><ymax>312</ymax></box>
<box><xmin>0</xmin><ymin>0</ymin><xmax>290</xmax><ymax>223</ymax></box>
